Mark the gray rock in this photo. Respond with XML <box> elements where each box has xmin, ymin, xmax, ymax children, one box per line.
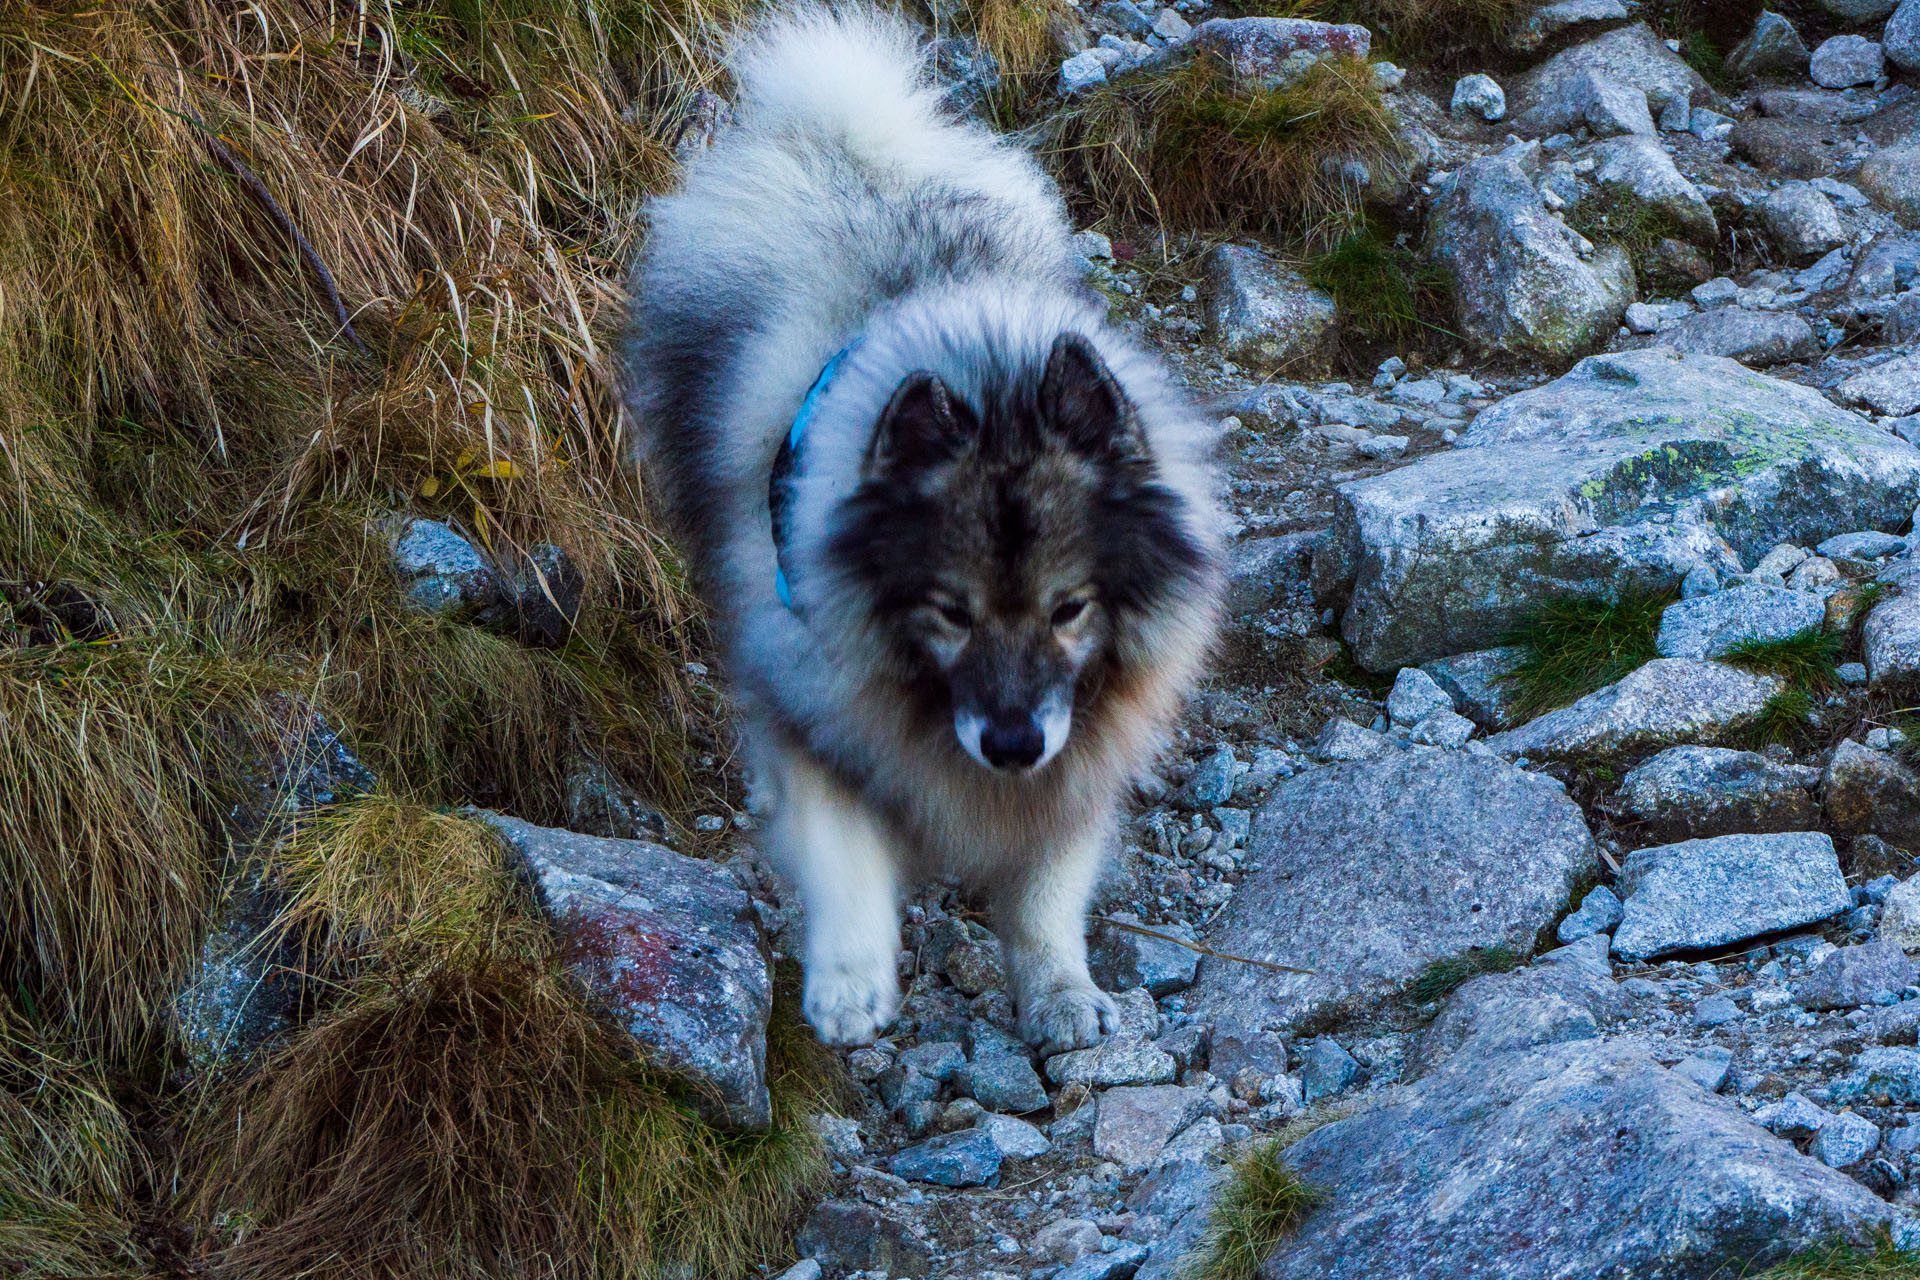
<box><xmin>978</xmin><ymin>1112</ymin><xmax>1051</xmax><ymax>1159</ymax></box>
<box><xmin>1588</xmin><ymin>135</ymin><xmax>1717</xmax><ymax>247</ymax></box>
<box><xmin>1865</xmin><ymin>575</ymin><xmax>1920</xmax><ymax>685</ymax></box>
<box><xmin>1796</xmin><ymin>940</ymin><xmax>1918</xmax><ymax>1010</ymax></box>
<box><xmin>1057</xmin><ymin>1241</ymin><xmax>1150</xmax><ymax>1280</ymax></box>
<box><xmin>1787</xmin><ymin>556</ymin><xmax>1844</xmax><ymax>592</ymax></box>
<box><xmin>1046</xmin><ymin>1038</ymin><xmax>1178</xmax><ymax>1088</ymax></box>
<box><xmin>928</xmin><ymin>36</ymin><xmax>1002</xmax><ymax>120</ymax></box>
<box><xmin>1269</xmin><ymin>1039</ymin><xmax>1893</xmax><ymax>1280</ymax></box>
<box><xmin>1754</xmin><ymin>1091</ymin><xmax>1833</xmax><ymax>1139</ymax></box>
<box><xmin>1414</xmin><ymin>935</ymin><xmax>1622</xmax><ymax>1074</ymax></box>
<box><xmin>1058</xmin><ymin>50</ymin><xmax>1109</xmax><ymax>95</ymax></box>
<box><xmin>1840</xmin><ymin>353</ymin><xmax>1920</xmax><ymax>418</ymax></box>
<box><xmin>392</xmin><ymin>517</ymin><xmax>500</xmax><ymax>616</ymax></box>
<box><xmin>1675</xmin><ymin>1047</ymin><xmax>1733</xmax><ymax>1092</ymax></box>
<box><xmin>1182</xmin><ymin>17</ymin><xmax>1370</xmax><ymax>87</ymax></box>
<box><xmin>1186</xmin><ymin>746</ymin><xmax>1241</xmax><ymax>808</ymax></box>
<box><xmin>1299</xmin><ymin>1039</ymin><xmax>1363</xmax><ymax>1101</ymax></box>
<box><xmin>1316</xmin><ymin>349</ymin><xmax>1920</xmax><ymax>670</ymax></box>
<box><xmin>1203</xmin><ymin>245</ymin><xmax>1338</xmax><ymax>373</ymax></box>
<box><xmin>1511</xmin><ymin>24</ymin><xmax>1712</xmax><ymax>137</ymax></box>
<box><xmin>960</xmin><ymin>1053</ymin><xmax>1050</xmax><ymax>1114</ymax></box>
<box><xmin>1655</xmin><ymin>585</ymin><xmax>1827</xmax><ymax>659</ymax></box>
<box><xmin>1889</xmin><ymin>0</ymin><xmax>1920</xmax><ymax>73</ymax></box>
<box><xmin>1035</xmin><ymin>1217</ymin><xmax>1104</xmax><ymax>1265</ymax></box>
<box><xmin>776</xmin><ymin>1258</ymin><xmax>823</xmax><ymax>1280</ymax></box>
<box><xmin>1833</xmin><ymin>1047</ymin><xmax>1920</xmax><ymax>1103</ymax></box>
<box><xmin>1859</xmin><ymin>147</ymin><xmax>1920</xmax><ymax>227</ymax></box>
<box><xmin>1810</xmin><ymin>35</ymin><xmax>1885</xmax><ymax>89</ymax></box>
<box><xmin>1408</xmin><ymin>710</ymin><xmax>1476</xmax><ymax>748</ymax></box>
<box><xmin>1818</xmin><ymin>529</ymin><xmax>1907</xmax><ymax>568</ymax></box>
<box><xmin>1421</xmin><ymin>647</ymin><xmax>1528</xmax><ymax>730</ymax></box>
<box><xmin>1658</xmin><ymin>308</ymin><xmax>1820</xmax><ymax>364</ymax></box>
<box><xmin>1091</xmin><ymin>912</ymin><xmax>1201</xmax><ymax>997</ymax></box>
<box><xmin>1823</xmin><ymin>738</ymin><xmax>1920</xmax><ymax>847</ymax></box>
<box><xmin>1428</xmin><ymin>148</ymin><xmax>1634</xmax><ymax>362</ymax></box>
<box><xmin>1815</xmin><ymin>0</ymin><xmax>1898</xmax><ymax>18</ymax></box>
<box><xmin>1152</xmin><ymin>7</ymin><xmax>1191</xmax><ymax>41</ymax></box>
<box><xmin>1387</xmin><ymin>667</ymin><xmax>1454</xmax><ymax>726</ymax></box>
<box><xmin>1814</xmin><ymin>1112</ymin><xmax>1881</xmax><ymax>1168</ymax></box>
<box><xmin>1451</xmin><ymin>73</ymin><xmax>1506</xmax><ymax>121</ymax></box>
<box><xmin>1559</xmin><ymin>885</ymin><xmax>1626</xmax><ymax>942</ymax></box>
<box><xmin>1763</xmin><ymin>182</ymin><xmax>1849</xmax><ymax>264</ymax></box>
<box><xmin>1314</xmin><ymin>716</ymin><xmax>1393</xmax><ymax>762</ymax></box>
<box><xmin>1094</xmin><ymin>1085</ymin><xmax>1207</xmax><ymax>1170</ymax></box>
<box><xmin>1188</xmin><ymin>750</ymin><xmax>1597</xmax><ymax>1034</ymax></box>
<box><xmin>1512</xmin><ymin>0</ymin><xmax>1631</xmax><ymax>52</ymax></box>
<box><xmin>1879</xmin><ymin>875</ymin><xmax>1920</xmax><ymax>947</ymax></box>
<box><xmin>1577</xmin><ymin>70</ymin><xmax>1657</xmax><ymax>137</ymax></box>
<box><xmin>1484</xmin><ymin>659</ymin><xmax>1782</xmax><ymax>761</ymax></box>
<box><xmin>479</xmin><ymin>813</ymin><xmax>773</xmax><ymax>1130</ymax></box>
<box><xmin>1610</xmin><ymin>832</ymin><xmax>1851</xmax><ymax>961</ymax></box>
<box><xmin>1615</xmin><ymin>746</ymin><xmax>1821</xmax><ymax>841</ymax></box>
<box><xmin>1226</xmin><ymin>530</ymin><xmax>1322</xmax><ymax>617</ymax></box>
<box><xmin>1726</xmin><ymin>11</ymin><xmax>1811</xmax><ymax>81</ymax></box>
<box><xmin>1844</xmin><ymin>232</ymin><xmax>1920</xmax><ymax>300</ymax></box>
<box><xmin>1695</xmin><ymin>992</ymin><xmax>1743</xmax><ymax>1026</ymax></box>
<box><xmin>798</xmin><ymin>1200</ymin><xmax>931</xmax><ymax>1277</ymax></box>
<box><xmin>890</xmin><ymin>1129</ymin><xmax>1003</xmax><ymax>1186</ymax></box>
<box><xmin>1626</xmin><ymin>299</ymin><xmax>1695</xmax><ymax>333</ymax></box>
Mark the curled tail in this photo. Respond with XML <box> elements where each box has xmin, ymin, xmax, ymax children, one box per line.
<box><xmin>729</xmin><ymin>6</ymin><xmax>947</xmax><ymax>161</ymax></box>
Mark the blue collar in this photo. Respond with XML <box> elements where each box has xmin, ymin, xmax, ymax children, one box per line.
<box><xmin>770</xmin><ymin>340</ymin><xmax>860</xmax><ymax>611</ymax></box>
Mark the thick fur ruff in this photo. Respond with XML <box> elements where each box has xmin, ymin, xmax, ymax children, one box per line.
<box><xmin>623</xmin><ymin>5</ymin><xmax>1223</xmax><ymax>1049</ymax></box>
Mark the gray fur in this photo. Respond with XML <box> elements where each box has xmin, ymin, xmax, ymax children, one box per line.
<box><xmin>623</xmin><ymin>6</ymin><xmax>1223</xmax><ymax>1050</ymax></box>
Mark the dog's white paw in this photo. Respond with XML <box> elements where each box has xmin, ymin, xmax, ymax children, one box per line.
<box><xmin>803</xmin><ymin>958</ymin><xmax>901</xmax><ymax>1047</ymax></box>
<box><xmin>1019</xmin><ymin>985</ymin><xmax>1118</xmax><ymax>1057</ymax></box>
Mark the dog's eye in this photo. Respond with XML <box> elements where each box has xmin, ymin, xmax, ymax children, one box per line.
<box><xmin>1051</xmin><ymin>599</ymin><xmax>1088</xmax><ymax>628</ymax></box>
<box><xmin>934</xmin><ymin>601</ymin><xmax>971</xmax><ymax>629</ymax></box>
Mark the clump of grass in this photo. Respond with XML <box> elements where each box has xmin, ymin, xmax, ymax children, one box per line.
<box><xmin>193</xmin><ymin>800</ymin><xmax>834</xmax><ymax>1280</ymax></box>
<box><xmin>1048</xmin><ymin>53</ymin><xmax>1411</xmax><ymax>243</ymax></box>
<box><xmin>1184</xmin><ymin>1137</ymin><xmax>1324</xmax><ymax>1280</ymax></box>
<box><xmin>1722</xmin><ymin>628</ymin><xmax>1844</xmax><ymax>696</ymax></box>
<box><xmin>1743</xmin><ymin>1233</ymin><xmax>1920</xmax><ymax>1279</ymax></box>
<box><xmin>1744</xmin><ymin>687</ymin><xmax>1817</xmax><ymax>749</ymax></box>
<box><xmin>1565</xmin><ymin>186</ymin><xmax>1704</xmax><ymax>288</ymax></box>
<box><xmin>966</xmin><ymin>0</ymin><xmax>1075</xmax><ymax>77</ymax></box>
<box><xmin>1499</xmin><ymin>590</ymin><xmax>1674</xmax><ymax>722</ymax></box>
<box><xmin>1305</xmin><ymin>224</ymin><xmax>1453</xmax><ymax>351</ymax></box>
<box><xmin>1408</xmin><ymin>946</ymin><xmax>1521</xmax><ymax>1005</ymax></box>
<box><xmin>1319</xmin><ymin>0</ymin><xmax>1532</xmax><ymax>59</ymax></box>
<box><xmin>0</xmin><ymin>999</ymin><xmax>144</xmax><ymax>1276</ymax></box>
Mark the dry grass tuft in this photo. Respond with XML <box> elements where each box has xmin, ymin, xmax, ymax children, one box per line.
<box><xmin>1320</xmin><ymin>0</ymin><xmax>1532</xmax><ymax>58</ymax></box>
<box><xmin>192</xmin><ymin>799</ymin><xmax>833</xmax><ymax>1280</ymax></box>
<box><xmin>1185</xmin><ymin>1137</ymin><xmax>1324</xmax><ymax>1280</ymax></box>
<box><xmin>1046</xmin><ymin>52</ymin><xmax>1409</xmax><ymax>242</ymax></box>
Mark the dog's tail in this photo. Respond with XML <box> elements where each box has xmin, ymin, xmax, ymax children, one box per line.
<box><xmin>730</xmin><ymin>6</ymin><xmax>945</xmax><ymax>163</ymax></box>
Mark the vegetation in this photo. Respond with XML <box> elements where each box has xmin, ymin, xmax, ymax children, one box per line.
<box><xmin>1742</xmin><ymin>1235</ymin><xmax>1920</xmax><ymax>1279</ymax></box>
<box><xmin>1184</xmin><ymin>1138</ymin><xmax>1325</xmax><ymax>1280</ymax></box>
<box><xmin>1048</xmin><ymin>52</ymin><xmax>1411</xmax><ymax>244</ymax></box>
<box><xmin>1744</xmin><ymin>687</ymin><xmax>1818</xmax><ymax>749</ymax></box>
<box><xmin>1722</xmin><ymin>628</ymin><xmax>1844</xmax><ymax>696</ymax></box>
<box><xmin>1319</xmin><ymin>0</ymin><xmax>1532</xmax><ymax>59</ymax></box>
<box><xmin>1408</xmin><ymin>946</ymin><xmax>1521</xmax><ymax>1004</ymax></box>
<box><xmin>1305</xmin><ymin>224</ymin><xmax>1453</xmax><ymax>351</ymax></box>
<box><xmin>1566</xmin><ymin>186</ymin><xmax>1698</xmax><ymax>278</ymax></box>
<box><xmin>1498</xmin><ymin>590</ymin><xmax>1673</xmax><ymax>721</ymax></box>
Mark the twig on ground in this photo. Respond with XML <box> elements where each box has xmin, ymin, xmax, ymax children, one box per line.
<box><xmin>1094</xmin><ymin>915</ymin><xmax>1314</xmax><ymax>974</ymax></box>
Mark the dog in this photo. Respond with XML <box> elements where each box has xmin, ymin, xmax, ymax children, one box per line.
<box><xmin>622</xmin><ymin>6</ymin><xmax>1223</xmax><ymax>1054</ymax></box>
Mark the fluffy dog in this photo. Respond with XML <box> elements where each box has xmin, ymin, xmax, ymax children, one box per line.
<box><xmin>623</xmin><ymin>7</ymin><xmax>1222</xmax><ymax>1052</ymax></box>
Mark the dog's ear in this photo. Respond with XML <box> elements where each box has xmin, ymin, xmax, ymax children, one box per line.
<box><xmin>865</xmin><ymin>371</ymin><xmax>972</xmax><ymax>480</ymax></box>
<box><xmin>1041</xmin><ymin>333</ymin><xmax>1146</xmax><ymax>462</ymax></box>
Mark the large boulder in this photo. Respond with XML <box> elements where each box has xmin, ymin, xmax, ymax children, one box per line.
<box><xmin>1429</xmin><ymin>147</ymin><xmax>1634</xmax><ymax>363</ymax></box>
<box><xmin>1859</xmin><ymin>146</ymin><xmax>1920</xmax><ymax>228</ymax></box>
<box><xmin>1648</xmin><ymin>309</ymin><xmax>1819</xmax><ymax>367</ymax></box>
<box><xmin>1611</xmin><ymin>832</ymin><xmax>1850</xmax><ymax>961</ymax></box>
<box><xmin>1483</xmin><ymin>660</ymin><xmax>1781</xmax><ymax>760</ymax></box>
<box><xmin>1726</xmin><ymin>11</ymin><xmax>1811</xmax><ymax>82</ymax></box>
<box><xmin>1410</xmin><ymin>934</ymin><xmax>1624</xmax><ymax>1076</ymax></box>
<box><xmin>1655</xmin><ymin>584</ymin><xmax>1826</xmax><ymax>659</ymax></box>
<box><xmin>1267</xmin><ymin>1038</ymin><xmax>1894</xmax><ymax>1279</ymax></box>
<box><xmin>1187</xmin><ymin>749</ymin><xmax>1597</xmax><ymax>1034</ymax></box>
<box><xmin>1203</xmin><ymin>244</ymin><xmax>1338</xmax><ymax>374</ymax></box>
<box><xmin>1510</xmin><ymin>24</ymin><xmax>1715</xmax><ymax>137</ymax></box>
<box><xmin>1183</xmin><ymin>17</ymin><xmax>1370</xmax><ymax>86</ymax></box>
<box><xmin>1587</xmin><ymin>135</ymin><xmax>1718</xmax><ymax>248</ymax></box>
<box><xmin>1313</xmin><ymin>348</ymin><xmax>1920</xmax><ymax>670</ymax></box>
<box><xmin>1865</xmin><ymin>570</ymin><xmax>1920</xmax><ymax>685</ymax></box>
<box><xmin>1890</xmin><ymin>0</ymin><xmax>1920</xmax><ymax>74</ymax></box>
<box><xmin>1840</xmin><ymin>353</ymin><xmax>1920</xmax><ymax>418</ymax></box>
<box><xmin>479</xmin><ymin>813</ymin><xmax>774</xmax><ymax>1131</ymax></box>
<box><xmin>1824</xmin><ymin>738</ymin><xmax>1920</xmax><ymax>847</ymax></box>
<box><xmin>1614</xmin><ymin>746</ymin><xmax>1821</xmax><ymax>842</ymax></box>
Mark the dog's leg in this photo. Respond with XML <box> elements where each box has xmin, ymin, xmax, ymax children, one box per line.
<box><xmin>770</xmin><ymin>748</ymin><xmax>903</xmax><ymax>1046</ymax></box>
<box><xmin>995</xmin><ymin>827</ymin><xmax>1118</xmax><ymax>1056</ymax></box>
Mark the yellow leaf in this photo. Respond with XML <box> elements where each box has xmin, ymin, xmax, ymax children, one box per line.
<box><xmin>478</xmin><ymin>459</ymin><xmax>518</xmax><ymax>479</ymax></box>
<box><xmin>420</xmin><ymin>476</ymin><xmax>440</xmax><ymax>498</ymax></box>
<box><xmin>454</xmin><ymin>449</ymin><xmax>474</xmax><ymax>469</ymax></box>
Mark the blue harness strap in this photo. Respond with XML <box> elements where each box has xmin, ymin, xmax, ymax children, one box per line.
<box><xmin>769</xmin><ymin>340</ymin><xmax>859</xmax><ymax>611</ymax></box>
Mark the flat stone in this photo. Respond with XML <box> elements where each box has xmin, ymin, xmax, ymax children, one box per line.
<box><xmin>1513</xmin><ymin>0</ymin><xmax>1630</xmax><ymax>52</ymax></box>
<box><xmin>1814</xmin><ymin>1112</ymin><xmax>1881</xmax><ymax>1168</ymax></box>
<box><xmin>1511</xmin><ymin>24</ymin><xmax>1713</xmax><ymax>138</ymax></box>
<box><xmin>1577</xmin><ymin>70</ymin><xmax>1657</xmax><ymax>136</ymax></box>
<box><xmin>1421</xmin><ymin>647</ymin><xmax>1528</xmax><ymax>729</ymax></box>
<box><xmin>1859</xmin><ymin>146</ymin><xmax>1920</xmax><ymax>227</ymax></box>
<box><xmin>1879</xmin><ymin>874</ymin><xmax>1920</xmax><ymax>946</ymax></box>
<box><xmin>1045</xmin><ymin>1038</ymin><xmax>1178</xmax><ymax>1088</ymax></box>
<box><xmin>1834</xmin><ymin>1047</ymin><xmax>1920</xmax><ymax>1104</ymax></box>
<box><xmin>1796</xmin><ymin>940</ymin><xmax>1918</xmax><ymax>1010</ymax></box>
<box><xmin>1058</xmin><ymin>50</ymin><xmax>1109</xmax><ymax>95</ymax></box>
<box><xmin>1413</xmin><ymin>935</ymin><xmax>1623</xmax><ymax>1075</ymax></box>
<box><xmin>1864</xmin><ymin>574</ymin><xmax>1920</xmax><ymax>685</ymax></box>
<box><xmin>890</xmin><ymin>1129</ymin><xmax>1003</xmax><ymax>1186</ymax></box>
<box><xmin>1626</xmin><ymin>300</ymin><xmax>1694</xmax><ymax>333</ymax></box>
<box><xmin>978</xmin><ymin>1113</ymin><xmax>1051</xmax><ymax>1159</ymax></box>
<box><xmin>1615</xmin><ymin>746</ymin><xmax>1821</xmax><ymax>841</ymax></box>
<box><xmin>1484</xmin><ymin>659</ymin><xmax>1782</xmax><ymax>761</ymax></box>
<box><xmin>1428</xmin><ymin>147</ymin><xmax>1634</xmax><ymax>363</ymax></box>
<box><xmin>1730</xmin><ymin>117</ymin><xmax>1847</xmax><ymax>180</ymax></box>
<box><xmin>1226</xmin><ymin>530</ymin><xmax>1322</xmax><ymax>617</ymax></box>
<box><xmin>1810</xmin><ymin>35</ymin><xmax>1885</xmax><ymax>89</ymax></box>
<box><xmin>1817</xmin><ymin>529</ymin><xmax>1907</xmax><ymax>569</ymax></box>
<box><xmin>1033</xmin><ymin>1218</ymin><xmax>1104</xmax><ymax>1265</ymax></box>
<box><xmin>1727</xmin><ymin>11</ymin><xmax>1811</xmax><ymax>81</ymax></box>
<box><xmin>1090</xmin><ymin>912</ymin><xmax>1201</xmax><ymax>997</ymax></box>
<box><xmin>1057</xmin><ymin>1241</ymin><xmax>1150</xmax><ymax>1280</ymax></box>
<box><xmin>1611</xmin><ymin>832</ymin><xmax>1850</xmax><ymax>961</ymax></box>
<box><xmin>1758</xmin><ymin>88</ymin><xmax>1880</xmax><ymax>125</ymax></box>
<box><xmin>1203</xmin><ymin>244</ymin><xmax>1338</xmax><ymax>374</ymax></box>
<box><xmin>1675</xmin><ymin>1047</ymin><xmax>1733</xmax><ymax>1092</ymax></box>
<box><xmin>798</xmin><ymin>1200</ymin><xmax>931</xmax><ymax>1277</ymax></box>
<box><xmin>959</xmin><ymin>1053</ymin><xmax>1050</xmax><ymax>1114</ymax></box>
<box><xmin>1695</xmin><ymin>992</ymin><xmax>1743</xmax><ymax>1026</ymax></box>
<box><xmin>1559</xmin><ymin>885</ymin><xmax>1626</xmax><ymax>942</ymax></box>
<box><xmin>1299</xmin><ymin>1039</ymin><xmax>1363</xmax><ymax>1101</ymax></box>
<box><xmin>1094</xmin><ymin>1085</ymin><xmax>1206</xmax><ymax>1170</ymax></box>
<box><xmin>1655</xmin><ymin>585</ymin><xmax>1826</xmax><ymax>659</ymax></box>
<box><xmin>1315</xmin><ymin>348</ymin><xmax>1920</xmax><ymax>670</ymax></box>
<box><xmin>1823</xmin><ymin>739</ymin><xmax>1920</xmax><ymax>847</ymax></box>
<box><xmin>1409</xmin><ymin>710</ymin><xmax>1475</xmax><ymax>748</ymax></box>
<box><xmin>1314</xmin><ymin>716</ymin><xmax>1393</xmax><ymax>762</ymax></box>
<box><xmin>1268</xmin><ymin>1039</ymin><xmax>1893</xmax><ymax>1279</ymax></box>
<box><xmin>1840</xmin><ymin>353</ymin><xmax>1920</xmax><ymax>417</ymax></box>
<box><xmin>1815</xmin><ymin>0</ymin><xmax>1898</xmax><ymax>19</ymax></box>
<box><xmin>1183</xmin><ymin>17</ymin><xmax>1370</xmax><ymax>86</ymax></box>
<box><xmin>479</xmin><ymin>813</ymin><xmax>772</xmax><ymax>1130</ymax></box>
<box><xmin>1188</xmin><ymin>750</ymin><xmax>1597</xmax><ymax>1034</ymax></box>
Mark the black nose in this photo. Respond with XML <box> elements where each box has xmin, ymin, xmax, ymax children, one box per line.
<box><xmin>980</xmin><ymin>718</ymin><xmax>1045</xmax><ymax>769</ymax></box>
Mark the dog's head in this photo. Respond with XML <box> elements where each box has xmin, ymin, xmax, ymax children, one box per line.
<box><xmin>825</xmin><ymin>332</ymin><xmax>1207</xmax><ymax>774</ymax></box>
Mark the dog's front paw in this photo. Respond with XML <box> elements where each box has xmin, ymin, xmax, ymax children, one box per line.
<box><xmin>803</xmin><ymin>958</ymin><xmax>902</xmax><ymax>1047</ymax></box>
<box><xmin>1019</xmin><ymin>985</ymin><xmax>1119</xmax><ymax>1057</ymax></box>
